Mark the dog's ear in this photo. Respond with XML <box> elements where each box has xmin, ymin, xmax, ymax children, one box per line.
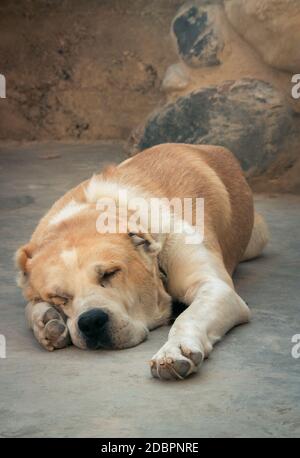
<box><xmin>15</xmin><ymin>243</ymin><xmax>35</xmax><ymax>274</ymax></box>
<box><xmin>128</xmin><ymin>232</ymin><xmax>161</xmax><ymax>256</ymax></box>
<box><xmin>15</xmin><ymin>243</ymin><xmax>37</xmax><ymax>293</ymax></box>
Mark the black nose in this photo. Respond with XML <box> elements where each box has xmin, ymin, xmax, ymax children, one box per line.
<box><xmin>78</xmin><ymin>309</ymin><xmax>110</xmax><ymax>348</ymax></box>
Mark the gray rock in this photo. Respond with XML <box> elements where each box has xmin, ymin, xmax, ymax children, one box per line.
<box><xmin>172</xmin><ymin>3</ymin><xmax>224</xmax><ymax>68</ymax></box>
<box><xmin>161</xmin><ymin>63</ymin><xmax>190</xmax><ymax>92</ymax></box>
<box><xmin>137</xmin><ymin>79</ymin><xmax>294</xmax><ymax>175</ymax></box>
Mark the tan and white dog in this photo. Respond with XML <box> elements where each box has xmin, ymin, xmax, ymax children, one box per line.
<box><xmin>15</xmin><ymin>143</ymin><xmax>269</xmax><ymax>380</ymax></box>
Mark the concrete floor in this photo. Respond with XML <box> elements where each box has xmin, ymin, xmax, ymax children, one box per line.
<box><xmin>0</xmin><ymin>142</ymin><xmax>299</xmax><ymax>438</ymax></box>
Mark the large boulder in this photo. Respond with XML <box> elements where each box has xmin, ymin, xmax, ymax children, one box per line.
<box><xmin>225</xmin><ymin>0</ymin><xmax>300</xmax><ymax>73</ymax></box>
<box><xmin>136</xmin><ymin>79</ymin><xmax>294</xmax><ymax>175</ymax></box>
<box><xmin>172</xmin><ymin>2</ymin><xmax>224</xmax><ymax>68</ymax></box>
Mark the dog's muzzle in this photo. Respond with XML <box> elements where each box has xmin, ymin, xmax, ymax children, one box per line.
<box><xmin>77</xmin><ymin>308</ymin><xmax>111</xmax><ymax>349</ymax></box>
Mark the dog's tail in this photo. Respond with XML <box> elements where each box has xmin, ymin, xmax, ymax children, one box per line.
<box><xmin>241</xmin><ymin>212</ymin><xmax>270</xmax><ymax>262</ymax></box>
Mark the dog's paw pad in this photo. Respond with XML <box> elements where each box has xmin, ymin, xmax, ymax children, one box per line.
<box><xmin>44</xmin><ymin>319</ymin><xmax>70</xmax><ymax>349</ymax></box>
<box><xmin>33</xmin><ymin>306</ymin><xmax>71</xmax><ymax>351</ymax></box>
<box><xmin>45</xmin><ymin>319</ymin><xmax>66</xmax><ymax>340</ymax></box>
<box><xmin>150</xmin><ymin>340</ymin><xmax>204</xmax><ymax>381</ymax></box>
<box><xmin>43</xmin><ymin>308</ymin><xmax>61</xmax><ymax>324</ymax></box>
<box><xmin>180</xmin><ymin>346</ymin><xmax>203</xmax><ymax>366</ymax></box>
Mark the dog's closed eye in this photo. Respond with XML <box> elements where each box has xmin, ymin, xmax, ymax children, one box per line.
<box><xmin>96</xmin><ymin>267</ymin><xmax>121</xmax><ymax>287</ymax></box>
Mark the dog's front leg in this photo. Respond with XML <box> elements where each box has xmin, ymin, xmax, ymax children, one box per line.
<box><xmin>150</xmin><ymin>277</ymin><xmax>250</xmax><ymax>380</ymax></box>
<box><xmin>25</xmin><ymin>301</ymin><xmax>71</xmax><ymax>351</ymax></box>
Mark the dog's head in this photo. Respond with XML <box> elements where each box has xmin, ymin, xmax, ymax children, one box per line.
<box><xmin>15</xmin><ymin>210</ymin><xmax>171</xmax><ymax>349</ymax></box>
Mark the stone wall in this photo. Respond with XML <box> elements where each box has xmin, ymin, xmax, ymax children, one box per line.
<box><xmin>0</xmin><ymin>0</ymin><xmax>181</xmax><ymax>141</ymax></box>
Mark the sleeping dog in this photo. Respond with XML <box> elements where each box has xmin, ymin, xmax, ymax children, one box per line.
<box><xmin>15</xmin><ymin>143</ymin><xmax>269</xmax><ymax>380</ymax></box>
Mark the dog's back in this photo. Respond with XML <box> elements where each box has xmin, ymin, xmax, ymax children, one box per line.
<box><xmin>28</xmin><ymin>143</ymin><xmax>267</xmax><ymax>274</ymax></box>
<box><xmin>118</xmin><ymin>143</ymin><xmax>260</xmax><ymax>273</ymax></box>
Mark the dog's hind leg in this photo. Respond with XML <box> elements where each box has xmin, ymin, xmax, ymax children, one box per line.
<box><xmin>26</xmin><ymin>302</ymin><xmax>71</xmax><ymax>351</ymax></box>
<box><xmin>241</xmin><ymin>212</ymin><xmax>269</xmax><ymax>262</ymax></box>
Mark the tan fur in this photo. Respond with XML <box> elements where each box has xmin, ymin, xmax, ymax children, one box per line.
<box><xmin>15</xmin><ymin>144</ymin><xmax>268</xmax><ymax>379</ymax></box>
<box><xmin>242</xmin><ymin>212</ymin><xmax>270</xmax><ymax>261</ymax></box>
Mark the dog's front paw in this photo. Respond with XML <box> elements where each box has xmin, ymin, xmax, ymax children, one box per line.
<box><xmin>32</xmin><ymin>304</ymin><xmax>71</xmax><ymax>351</ymax></box>
<box><xmin>150</xmin><ymin>338</ymin><xmax>204</xmax><ymax>380</ymax></box>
